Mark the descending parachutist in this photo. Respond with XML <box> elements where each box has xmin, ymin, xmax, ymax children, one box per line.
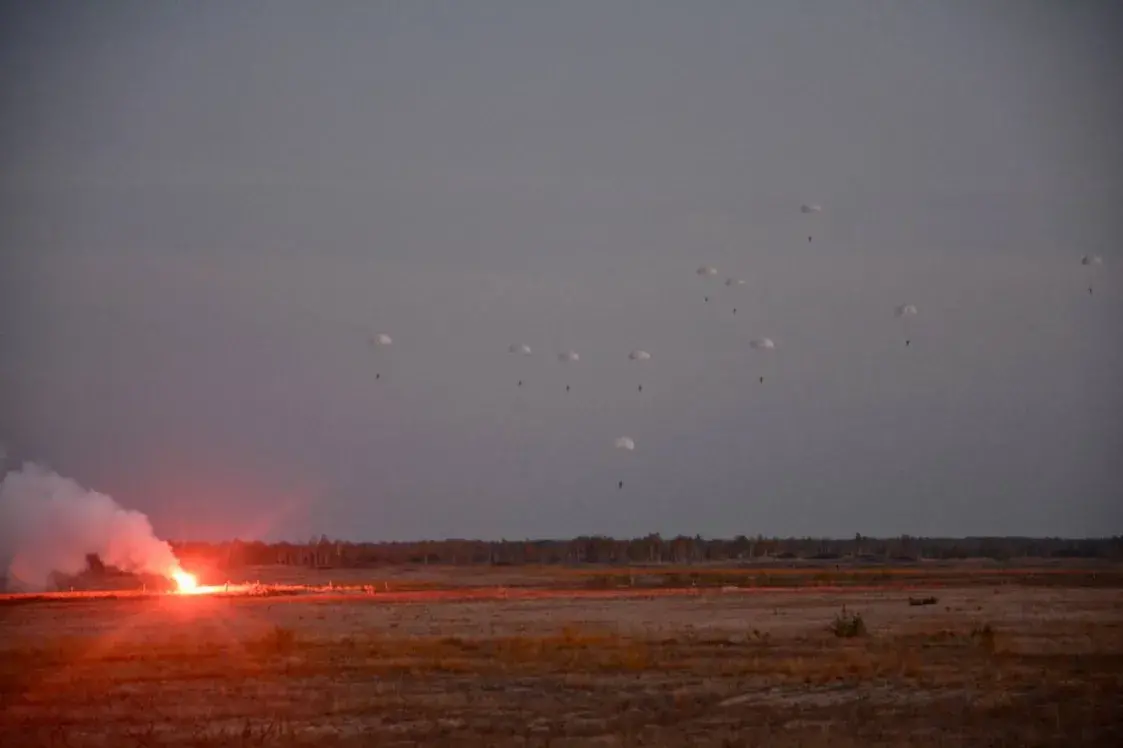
<box><xmin>808</xmin><ymin>236</ymin><xmax>812</xmax><ymax>242</ymax></box>
<box><xmin>705</xmin><ymin>296</ymin><xmax>709</xmax><ymax>303</ymax></box>
<box><xmin>566</xmin><ymin>385</ymin><xmax>570</xmax><ymax>392</ymax></box>
<box><xmin>375</xmin><ymin>373</ymin><xmax>380</xmax><ymax>380</ymax></box>
<box><xmin>518</xmin><ymin>380</ymin><xmax>523</xmax><ymax>387</ymax></box>
<box><xmin>759</xmin><ymin>376</ymin><xmax>764</xmax><ymax>384</ymax></box>
<box><xmin>1081</xmin><ymin>256</ymin><xmax>1102</xmax><ymax>297</ymax></box>
<box><xmin>627</xmin><ymin>350</ymin><xmax>650</xmax><ymax>393</ymax></box>
<box><xmin>895</xmin><ymin>304</ymin><xmax>917</xmax><ymax>347</ymax></box>
<box><xmin>733</xmin><ymin>308</ymin><xmax>737</xmax><ymax>315</ymax></box>
<box><xmin>618</xmin><ymin>481</ymin><xmax>623</xmax><ymax>490</ymax></box>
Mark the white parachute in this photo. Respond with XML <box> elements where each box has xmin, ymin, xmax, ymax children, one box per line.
<box><xmin>725</xmin><ymin>278</ymin><xmax>746</xmax><ymax>287</ymax></box>
<box><xmin>894</xmin><ymin>304</ymin><xmax>918</xmax><ymax>318</ymax></box>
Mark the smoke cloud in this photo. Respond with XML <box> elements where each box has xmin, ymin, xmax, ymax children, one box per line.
<box><xmin>0</xmin><ymin>459</ymin><xmax>182</xmax><ymax>591</ymax></box>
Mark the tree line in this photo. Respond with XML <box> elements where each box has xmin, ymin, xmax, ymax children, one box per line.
<box><xmin>169</xmin><ymin>534</ymin><xmax>1123</xmax><ymax>569</ymax></box>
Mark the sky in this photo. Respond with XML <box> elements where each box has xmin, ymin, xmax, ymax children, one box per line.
<box><xmin>1</xmin><ymin>0</ymin><xmax>1121</xmax><ymax>542</ymax></box>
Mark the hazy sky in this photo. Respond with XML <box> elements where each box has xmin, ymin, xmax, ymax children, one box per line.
<box><xmin>2</xmin><ymin>1</ymin><xmax>1121</xmax><ymax>541</ymax></box>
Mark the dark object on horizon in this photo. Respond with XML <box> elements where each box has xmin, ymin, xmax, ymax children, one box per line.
<box><xmin>375</xmin><ymin>373</ymin><xmax>380</xmax><ymax>380</ymax></box>
<box><xmin>638</xmin><ymin>385</ymin><xmax>643</xmax><ymax>392</ymax></box>
<box><xmin>759</xmin><ymin>376</ymin><xmax>764</xmax><ymax>383</ymax></box>
<box><xmin>566</xmin><ymin>385</ymin><xmax>570</xmax><ymax>392</ymax></box>
<box><xmin>1089</xmin><ymin>287</ymin><xmax>1093</xmax><ymax>295</ymax></box>
<box><xmin>518</xmin><ymin>380</ymin><xmax>523</xmax><ymax>387</ymax></box>
<box><xmin>906</xmin><ymin>340</ymin><xmax>910</xmax><ymax>347</ymax></box>
<box><xmin>704</xmin><ymin>296</ymin><xmax>709</xmax><ymax>302</ymax></box>
<box><xmin>618</xmin><ymin>480</ymin><xmax>623</xmax><ymax>490</ymax></box>
<box><xmin>908</xmin><ymin>596</ymin><xmax>939</xmax><ymax>606</ymax></box>
<box><xmin>808</xmin><ymin>236</ymin><xmax>812</xmax><ymax>242</ymax></box>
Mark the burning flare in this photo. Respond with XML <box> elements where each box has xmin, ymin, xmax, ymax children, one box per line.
<box><xmin>172</xmin><ymin>570</ymin><xmax>199</xmax><ymax>594</ymax></box>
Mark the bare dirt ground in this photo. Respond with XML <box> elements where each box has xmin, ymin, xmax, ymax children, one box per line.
<box><xmin>2</xmin><ymin>565</ymin><xmax>1121</xmax><ymax>746</ymax></box>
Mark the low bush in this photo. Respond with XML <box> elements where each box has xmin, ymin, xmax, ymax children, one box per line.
<box><xmin>829</xmin><ymin>607</ymin><xmax>867</xmax><ymax>638</ymax></box>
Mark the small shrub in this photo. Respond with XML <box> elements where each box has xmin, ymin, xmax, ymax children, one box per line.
<box><xmin>970</xmin><ymin>623</ymin><xmax>996</xmax><ymax>653</ymax></box>
<box><xmin>829</xmin><ymin>607</ymin><xmax>867</xmax><ymax>638</ymax></box>
<box><xmin>251</xmin><ymin>625</ymin><xmax>297</xmax><ymax>655</ymax></box>
<box><xmin>920</xmin><ymin>629</ymin><xmax>958</xmax><ymax>646</ymax></box>
<box><xmin>749</xmin><ymin>628</ymin><xmax>771</xmax><ymax>643</ymax></box>
<box><xmin>612</xmin><ymin>643</ymin><xmax>651</xmax><ymax>672</ymax></box>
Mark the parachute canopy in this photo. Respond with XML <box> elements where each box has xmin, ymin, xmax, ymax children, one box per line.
<box><xmin>800</xmin><ymin>204</ymin><xmax>822</xmax><ymax>214</ymax></box>
<box><xmin>749</xmin><ymin>337</ymin><xmax>776</xmax><ymax>350</ymax></box>
<box><xmin>372</xmin><ymin>333</ymin><xmax>393</xmax><ymax>346</ymax></box>
<box><xmin>614</xmin><ymin>437</ymin><xmax>636</xmax><ymax>451</ymax></box>
<box><xmin>894</xmin><ymin>304</ymin><xmax>918</xmax><ymax>318</ymax></box>
<box><xmin>508</xmin><ymin>343</ymin><xmax>532</xmax><ymax>355</ymax></box>
<box><xmin>725</xmin><ymin>278</ymin><xmax>746</xmax><ymax>287</ymax></box>
<box><xmin>628</xmin><ymin>350</ymin><xmax>652</xmax><ymax>361</ymax></box>
<box><xmin>1081</xmin><ymin>255</ymin><xmax>1104</xmax><ymax>266</ymax></box>
<box><xmin>697</xmin><ymin>265</ymin><xmax>718</xmax><ymax>276</ymax></box>
<box><xmin>557</xmin><ymin>351</ymin><xmax>580</xmax><ymax>362</ymax></box>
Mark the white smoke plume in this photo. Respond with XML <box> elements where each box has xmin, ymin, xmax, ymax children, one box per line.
<box><xmin>0</xmin><ymin>459</ymin><xmax>183</xmax><ymax>591</ymax></box>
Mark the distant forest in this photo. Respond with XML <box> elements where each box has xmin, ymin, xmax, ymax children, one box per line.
<box><xmin>170</xmin><ymin>534</ymin><xmax>1123</xmax><ymax>569</ymax></box>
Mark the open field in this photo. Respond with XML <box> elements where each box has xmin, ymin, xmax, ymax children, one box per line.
<box><xmin>2</xmin><ymin>564</ymin><xmax>1122</xmax><ymax>746</ymax></box>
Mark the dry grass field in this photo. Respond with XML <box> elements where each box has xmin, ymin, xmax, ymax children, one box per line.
<box><xmin>1</xmin><ymin>564</ymin><xmax>1121</xmax><ymax>746</ymax></box>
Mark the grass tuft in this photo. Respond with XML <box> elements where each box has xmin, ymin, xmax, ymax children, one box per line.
<box><xmin>908</xmin><ymin>595</ymin><xmax>939</xmax><ymax>606</ymax></box>
<box><xmin>970</xmin><ymin>623</ymin><xmax>997</xmax><ymax>653</ymax></box>
<box><xmin>829</xmin><ymin>607</ymin><xmax>867</xmax><ymax>638</ymax></box>
<box><xmin>249</xmin><ymin>625</ymin><xmax>298</xmax><ymax>656</ymax></box>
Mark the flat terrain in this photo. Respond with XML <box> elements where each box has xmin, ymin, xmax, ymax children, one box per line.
<box><xmin>2</xmin><ymin>564</ymin><xmax>1121</xmax><ymax>746</ymax></box>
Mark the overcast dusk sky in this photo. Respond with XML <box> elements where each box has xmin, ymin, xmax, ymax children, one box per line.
<box><xmin>2</xmin><ymin>1</ymin><xmax>1121</xmax><ymax>541</ymax></box>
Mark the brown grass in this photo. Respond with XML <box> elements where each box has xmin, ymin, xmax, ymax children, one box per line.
<box><xmin>1</xmin><ymin>566</ymin><xmax>1122</xmax><ymax>747</ymax></box>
